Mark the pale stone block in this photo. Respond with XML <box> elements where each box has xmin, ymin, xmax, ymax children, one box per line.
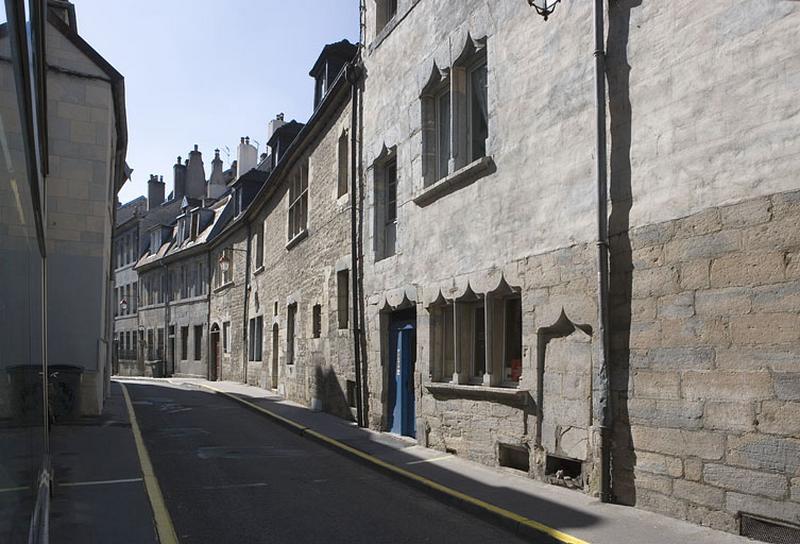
<box><xmin>694</xmin><ymin>287</ymin><xmax>751</xmax><ymax>316</ymax></box>
<box><xmin>640</xmin><ymin>346</ymin><xmax>715</xmax><ymax>370</ymax></box>
<box><xmin>637</xmin><ymin>489</ymin><xmax>688</xmax><ymax>520</ymax></box>
<box><xmin>710</xmin><ymin>252</ymin><xmax>785</xmax><ymax>288</ymax></box>
<box><xmin>633</xmin><ymin>370</ymin><xmax>680</xmax><ymax>399</ymax></box>
<box><xmin>636</xmin><ymin>451</ymin><xmax>683</xmax><ymax>478</ymax></box>
<box><xmin>792</xmin><ymin>477</ymin><xmax>800</xmax><ymax>502</ymax></box>
<box><xmin>659</xmin><ymin>317</ymin><xmax>729</xmax><ymax>347</ymax></box>
<box><xmin>730</xmin><ymin>313</ymin><xmax>800</xmax><ymax>345</ymax></box>
<box><xmin>657</xmin><ymin>292</ymin><xmax>695</xmax><ymax>319</ymax></box>
<box><xmin>774</xmin><ymin>374</ymin><xmax>800</xmax><ymax>401</ymax></box>
<box><xmin>56</xmin><ymin>101</ymin><xmax>92</xmax><ymax>122</ymax></box>
<box><xmin>726</xmin><ymin>492</ymin><xmax>800</xmax><ymax>522</ymax></box>
<box><xmin>673</xmin><ymin>209</ymin><xmax>722</xmax><ymax>238</ymax></box>
<box><xmin>678</xmin><ymin>260</ymin><xmax>710</xmax><ymax>290</ymax></box>
<box><xmin>632</xmin><ymin>266</ymin><xmax>679</xmax><ymax>298</ymax></box>
<box><xmin>630</xmin><ymin>399</ymin><xmax>704</xmax><ymax>429</ymax></box>
<box><xmin>704</xmin><ymin>402</ymin><xmax>755</xmax><ymax>433</ymax></box>
<box><xmin>674</xmin><ymin>479</ymin><xmax>725</xmax><ymax>508</ymax></box>
<box><xmin>683</xmin><ymin>371</ymin><xmax>773</xmax><ymax>401</ymax></box>
<box><xmin>632</xmin><ymin>426</ymin><xmax>725</xmax><ymax>460</ymax></box>
<box><xmin>687</xmin><ymin>505</ymin><xmax>738</xmax><ymax>533</ymax></box>
<box><xmin>684</xmin><ymin>458</ymin><xmax>703</xmax><ymax>481</ymax></box>
<box><xmin>70</xmin><ymin>120</ymin><xmax>97</xmax><ymax>144</ymax></box>
<box><xmin>664</xmin><ymin>231</ymin><xmax>739</xmax><ymax>262</ymax></box>
<box><xmin>716</xmin><ymin>346</ymin><xmax>800</xmax><ymax>372</ymax></box>
<box><xmin>741</xmin><ymin>219</ymin><xmax>800</xmax><ymax>252</ymax></box>
<box><xmin>631</xmin><ymin>222</ymin><xmax>675</xmax><ymax>250</ymax></box>
<box><xmin>719</xmin><ymin>198</ymin><xmax>772</xmax><ymax>228</ymax></box>
<box><xmin>703</xmin><ymin>463</ymin><xmax>788</xmax><ymax>500</ymax></box>
<box><xmin>633</xmin><ymin>471</ymin><xmax>673</xmax><ymax>495</ymax></box>
<box><xmin>751</xmin><ymin>281</ymin><xmax>800</xmax><ymax>313</ymax></box>
<box><xmin>727</xmin><ymin>433</ymin><xmax>800</xmax><ymax>474</ymax></box>
<box><xmin>757</xmin><ymin>401</ymin><xmax>800</xmax><ymax>436</ymax></box>
<box><xmin>770</xmin><ymin>190</ymin><xmax>800</xmax><ymax>220</ymax></box>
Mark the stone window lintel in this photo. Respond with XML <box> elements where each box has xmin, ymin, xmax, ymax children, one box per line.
<box><xmin>413</xmin><ymin>155</ymin><xmax>494</xmax><ymax>207</ymax></box>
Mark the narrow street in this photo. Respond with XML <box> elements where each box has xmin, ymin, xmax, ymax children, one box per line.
<box><xmin>124</xmin><ymin>381</ymin><xmax>537</xmax><ymax>544</ymax></box>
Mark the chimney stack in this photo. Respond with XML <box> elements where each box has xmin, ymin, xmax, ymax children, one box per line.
<box><xmin>236</xmin><ymin>136</ymin><xmax>258</xmax><ymax>179</ymax></box>
<box><xmin>147</xmin><ymin>174</ymin><xmax>165</xmax><ymax>210</ymax></box>
<box><xmin>207</xmin><ymin>148</ymin><xmax>226</xmax><ymax>199</ymax></box>
<box><xmin>185</xmin><ymin>144</ymin><xmax>207</xmax><ymax>199</ymax></box>
<box><xmin>173</xmin><ymin>156</ymin><xmax>186</xmax><ymax>200</ymax></box>
<box><xmin>267</xmin><ymin>113</ymin><xmax>286</xmax><ymax>144</ymax></box>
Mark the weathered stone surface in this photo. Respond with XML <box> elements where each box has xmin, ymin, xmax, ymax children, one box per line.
<box><xmin>636</xmin><ymin>451</ymin><xmax>684</xmax><ymax>478</ymax></box>
<box><xmin>720</xmin><ymin>198</ymin><xmax>772</xmax><ymax>228</ymax></box>
<box><xmin>726</xmin><ymin>492</ymin><xmax>800</xmax><ymax>522</ymax></box>
<box><xmin>659</xmin><ymin>317</ymin><xmax>729</xmax><ymax>347</ymax></box>
<box><xmin>757</xmin><ymin>401</ymin><xmax>800</xmax><ymax>436</ymax></box>
<box><xmin>657</xmin><ymin>292</ymin><xmax>695</xmax><ymax>319</ymax></box>
<box><xmin>636</xmin><ymin>347</ymin><xmax>715</xmax><ymax>370</ymax></box>
<box><xmin>632</xmin><ymin>426</ymin><xmax>724</xmax><ymax>460</ymax></box>
<box><xmin>694</xmin><ymin>287</ymin><xmax>751</xmax><ymax>316</ymax></box>
<box><xmin>674</xmin><ymin>209</ymin><xmax>722</xmax><ymax>238</ymax></box>
<box><xmin>716</xmin><ymin>346</ymin><xmax>800</xmax><ymax>372</ymax></box>
<box><xmin>704</xmin><ymin>464</ymin><xmax>788</xmax><ymax>500</ymax></box>
<box><xmin>774</xmin><ymin>374</ymin><xmax>800</xmax><ymax>401</ymax></box>
<box><xmin>710</xmin><ymin>252</ymin><xmax>785</xmax><ymax>288</ymax></box>
<box><xmin>633</xmin><ymin>371</ymin><xmax>680</xmax><ymax>400</ymax></box>
<box><xmin>637</xmin><ymin>489</ymin><xmax>687</xmax><ymax>520</ymax></box>
<box><xmin>687</xmin><ymin>505</ymin><xmax>738</xmax><ymax>533</ymax></box>
<box><xmin>751</xmin><ymin>281</ymin><xmax>800</xmax><ymax>313</ymax></box>
<box><xmin>631</xmin><ymin>222</ymin><xmax>675</xmax><ymax>250</ymax></box>
<box><xmin>632</xmin><ymin>266</ymin><xmax>680</xmax><ymax>298</ymax></box>
<box><xmin>792</xmin><ymin>477</ymin><xmax>800</xmax><ymax>502</ymax></box>
<box><xmin>703</xmin><ymin>402</ymin><xmax>755</xmax><ymax>433</ymax></box>
<box><xmin>684</xmin><ymin>458</ymin><xmax>703</xmax><ymax>481</ymax></box>
<box><xmin>629</xmin><ymin>399</ymin><xmax>703</xmax><ymax>429</ymax></box>
<box><xmin>633</xmin><ymin>471</ymin><xmax>674</xmax><ymax>495</ymax></box>
<box><xmin>673</xmin><ymin>480</ymin><xmax>725</xmax><ymax>508</ymax></box>
<box><xmin>683</xmin><ymin>371</ymin><xmax>773</xmax><ymax>401</ymax></box>
<box><xmin>727</xmin><ymin>434</ymin><xmax>800</xmax><ymax>475</ymax></box>
<box><xmin>741</xmin><ymin>219</ymin><xmax>800</xmax><ymax>252</ymax></box>
<box><xmin>665</xmin><ymin>231</ymin><xmax>739</xmax><ymax>262</ymax></box>
<box><xmin>730</xmin><ymin>313</ymin><xmax>800</xmax><ymax>345</ymax></box>
<box><xmin>678</xmin><ymin>260</ymin><xmax>710</xmax><ymax>290</ymax></box>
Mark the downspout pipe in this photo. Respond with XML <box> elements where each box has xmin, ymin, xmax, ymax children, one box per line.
<box><xmin>346</xmin><ymin>60</ymin><xmax>365</xmax><ymax>427</ymax></box>
<box><xmin>593</xmin><ymin>0</ymin><xmax>612</xmax><ymax>503</ymax></box>
<box><xmin>206</xmin><ymin>251</ymin><xmax>212</xmax><ymax>380</ymax></box>
<box><xmin>242</xmin><ymin>224</ymin><xmax>252</xmax><ymax>384</ymax></box>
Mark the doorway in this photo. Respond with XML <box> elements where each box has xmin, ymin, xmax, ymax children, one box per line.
<box><xmin>271</xmin><ymin>323</ymin><xmax>279</xmax><ymax>389</ymax></box>
<box><xmin>210</xmin><ymin>324</ymin><xmax>220</xmax><ymax>381</ymax></box>
<box><xmin>387</xmin><ymin>309</ymin><xmax>416</xmax><ymax>438</ymax></box>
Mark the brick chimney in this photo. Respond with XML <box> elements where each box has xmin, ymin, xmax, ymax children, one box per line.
<box><xmin>173</xmin><ymin>156</ymin><xmax>186</xmax><ymax>200</ymax></box>
<box><xmin>147</xmin><ymin>174</ymin><xmax>165</xmax><ymax>210</ymax></box>
<box><xmin>185</xmin><ymin>144</ymin><xmax>207</xmax><ymax>199</ymax></box>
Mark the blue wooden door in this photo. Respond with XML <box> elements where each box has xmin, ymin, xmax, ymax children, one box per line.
<box><xmin>388</xmin><ymin>320</ymin><xmax>416</xmax><ymax>437</ymax></box>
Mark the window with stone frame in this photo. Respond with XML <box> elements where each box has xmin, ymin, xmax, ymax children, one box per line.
<box><xmin>429</xmin><ymin>283</ymin><xmax>522</xmax><ymax>386</ymax></box>
<box><xmin>157</xmin><ymin>328</ymin><xmax>164</xmax><ymax>360</ymax></box>
<box><xmin>374</xmin><ymin>149</ymin><xmax>398</xmax><ymax>260</ymax></box>
<box><xmin>248</xmin><ymin>316</ymin><xmax>263</xmax><ymax>361</ymax></box>
<box><xmin>194</xmin><ymin>325</ymin><xmax>203</xmax><ymax>361</ymax></box>
<box><xmin>147</xmin><ymin>329</ymin><xmax>154</xmax><ymax>360</ymax></box>
<box><xmin>337</xmin><ymin>270</ymin><xmax>349</xmax><ymax>329</ymax></box>
<box><xmin>421</xmin><ymin>36</ymin><xmax>488</xmax><ymax>187</ymax></box>
<box><xmin>254</xmin><ymin>221</ymin><xmax>264</xmax><ymax>269</ymax></box>
<box><xmin>375</xmin><ymin>0</ymin><xmax>398</xmax><ymax>35</ymax></box>
<box><xmin>287</xmin><ymin>303</ymin><xmax>297</xmax><ymax>365</ymax></box>
<box><xmin>312</xmin><ymin>304</ymin><xmax>322</xmax><ymax>338</ymax></box>
<box><xmin>180</xmin><ymin>326</ymin><xmax>188</xmax><ymax>360</ymax></box>
<box><xmin>214</xmin><ymin>248</ymin><xmax>234</xmax><ymax>288</ymax></box>
<box><xmin>288</xmin><ymin>161</ymin><xmax>308</xmax><ymax>241</ymax></box>
<box><xmin>132</xmin><ymin>281</ymin><xmax>138</xmax><ymax>313</ymax></box>
<box><xmin>222</xmin><ymin>321</ymin><xmax>231</xmax><ymax>353</ymax></box>
<box><xmin>337</xmin><ymin>130</ymin><xmax>349</xmax><ymax>198</ymax></box>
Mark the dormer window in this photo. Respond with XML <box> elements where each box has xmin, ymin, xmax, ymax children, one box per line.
<box><xmin>150</xmin><ymin>230</ymin><xmax>161</xmax><ymax>252</ymax></box>
<box><xmin>191</xmin><ymin>212</ymin><xmax>200</xmax><ymax>240</ymax></box>
<box><xmin>314</xmin><ymin>67</ymin><xmax>328</xmax><ymax>107</ymax></box>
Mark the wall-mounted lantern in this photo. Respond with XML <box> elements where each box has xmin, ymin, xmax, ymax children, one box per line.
<box><xmin>527</xmin><ymin>0</ymin><xmax>561</xmax><ymax>20</ymax></box>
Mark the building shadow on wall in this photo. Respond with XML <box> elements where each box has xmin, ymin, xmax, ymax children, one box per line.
<box><xmin>314</xmin><ymin>365</ymin><xmax>356</xmax><ymax>422</ymax></box>
<box><xmin>606</xmin><ymin>0</ymin><xmax>641</xmax><ymax>506</ymax></box>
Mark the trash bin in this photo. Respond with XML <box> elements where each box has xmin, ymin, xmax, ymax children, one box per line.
<box><xmin>7</xmin><ymin>365</ymin><xmax>44</xmax><ymax>422</ymax></box>
<box><xmin>48</xmin><ymin>365</ymin><xmax>83</xmax><ymax>420</ymax></box>
<box><xmin>146</xmin><ymin>360</ymin><xmax>165</xmax><ymax>378</ymax></box>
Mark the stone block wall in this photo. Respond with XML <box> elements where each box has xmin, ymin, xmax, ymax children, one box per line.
<box><xmin>612</xmin><ymin>190</ymin><xmax>800</xmax><ymax>531</ymax></box>
<box><xmin>250</xmin><ymin>97</ymin><xmax>355</xmax><ymax>417</ymax></box>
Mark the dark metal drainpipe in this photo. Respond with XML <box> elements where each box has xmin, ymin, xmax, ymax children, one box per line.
<box><xmin>347</xmin><ymin>61</ymin><xmax>365</xmax><ymax>427</ymax></box>
<box><xmin>593</xmin><ymin>0</ymin><xmax>612</xmax><ymax>503</ymax></box>
<box><xmin>242</xmin><ymin>223</ymin><xmax>252</xmax><ymax>384</ymax></box>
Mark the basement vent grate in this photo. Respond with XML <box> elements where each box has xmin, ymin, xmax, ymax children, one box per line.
<box><xmin>545</xmin><ymin>455</ymin><xmax>583</xmax><ymax>489</ymax></box>
<box><xmin>498</xmin><ymin>443</ymin><xmax>529</xmax><ymax>472</ymax></box>
<box><xmin>740</xmin><ymin>513</ymin><xmax>800</xmax><ymax>544</ymax></box>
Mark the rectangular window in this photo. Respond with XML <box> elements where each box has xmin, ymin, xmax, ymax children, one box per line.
<box><xmin>132</xmin><ymin>329</ymin><xmax>138</xmax><ymax>356</ymax></box>
<box><xmin>337</xmin><ymin>270</ymin><xmax>349</xmax><ymax>329</ymax></box>
<box><xmin>194</xmin><ymin>325</ymin><xmax>203</xmax><ymax>361</ymax></box>
<box><xmin>157</xmin><ymin>328</ymin><xmax>164</xmax><ymax>360</ymax></box>
<box><xmin>473</xmin><ymin>303</ymin><xmax>486</xmax><ymax>379</ymax></box>
<box><xmin>191</xmin><ymin>212</ymin><xmax>199</xmax><ymax>239</ymax></box>
<box><xmin>337</xmin><ymin>131</ymin><xmax>349</xmax><ymax>197</ymax></box>
<box><xmin>132</xmin><ymin>281</ymin><xmax>138</xmax><ymax>313</ymax></box>
<box><xmin>222</xmin><ymin>321</ymin><xmax>230</xmax><ymax>353</ymax></box>
<box><xmin>503</xmin><ymin>296</ymin><xmax>523</xmax><ymax>383</ymax></box>
<box><xmin>287</xmin><ymin>304</ymin><xmax>297</xmax><ymax>365</ymax></box>
<box><xmin>432</xmin><ymin>302</ymin><xmax>455</xmax><ymax>382</ymax></box>
<box><xmin>288</xmin><ymin>162</ymin><xmax>308</xmax><ymax>241</ymax></box>
<box><xmin>376</xmin><ymin>0</ymin><xmax>398</xmax><ymax>33</ymax></box>
<box><xmin>468</xmin><ymin>60</ymin><xmax>488</xmax><ymax>161</ymax></box>
<box><xmin>436</xmin><ymin>86</ymin><xmax>451</xmax><ymax>181</ymax></box>
<box><xmin>181</xmin><ymin>326</ymin><xmax>188</xmax><ymax>360</ymax></box>
<box><xmin>312</xmin><ymin>304</ymin><xmax>322</xmax><ymax>338</ymax></box>
<box><xmin>255</xmin><ymin>222</ymin><xmax>264</xmax><ymax>269</ymax></box>
<box><xmin>147</xmin><ymin>329</ymin><xmax>154</xmax><ymax>360</ymax></box>
<box><xmin>376</xmin><ymin>156</ymin><xmax>397</xmax><ymax>260</ymax></box>
<box><xmin>253</xmin><ymin>316</ymin><xmax>263</xmax><ymax>361</ymax></box>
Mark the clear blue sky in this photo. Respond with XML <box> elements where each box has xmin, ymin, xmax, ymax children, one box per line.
<box><xmin>73</xmin><ymin>0</ymin><xmax>360</xmax><ymax>203</ymax></box>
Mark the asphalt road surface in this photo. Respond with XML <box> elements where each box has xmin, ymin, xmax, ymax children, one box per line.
<box><xmin>126</xmin><ymin>381</ymin><xmax>535</xmax><ymax>544</ymax></box>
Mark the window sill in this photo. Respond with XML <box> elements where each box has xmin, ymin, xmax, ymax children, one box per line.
<box><xmin>413</xmin><ymin>156</ymin><xmax>495</xmax><ymax>207</ymax></box>
<box><xmin>213</xmin><ymin>282</ymin><xmax>234</xmax><ymax>294</ymax></box>
<box><xmin>286</xmin><ymin>229</ymin><xmax>308</xmax><ymax>250</ymax></box>
<box><xmin>424</xmin><ymin>382</ymin><xmax>530</xmax><ymax>406</ymax></box>
<box><xmin>253</xmin><ymin>265</ymin><xmax>265</xmax><ymax>276</ymax></box>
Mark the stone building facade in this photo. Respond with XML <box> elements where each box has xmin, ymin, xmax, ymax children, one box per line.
<box><xmin>243</xmin><ymin>44</ymin><xmax>358</xmax><ymax>418</ymax></box>
<box><xmin>0</xmin><ymin>3</ymin><xmax>128</xmax><ymax>416</ymax></box>
<box><xmin>357</xmin><ymin>0</ymin><xmax>800</xmax><ymax>536</ymax></box>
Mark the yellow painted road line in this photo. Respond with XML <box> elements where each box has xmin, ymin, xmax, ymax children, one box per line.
<box><xmin>60</xmin><ymin>477</ymin><xmax>143</xmax><ymax>488</ymax></box>
<box><xmin>120</xmin><ymin>382</ymin><xmax>179</xmax><ymax>544</ymax></box>
<box><xmin>197</xmin><ymin>383</ymin><xmax>589</xmax><ymax>544</ymax></box>
<box><xmin>0</xmin><ymin>486</ymin><xmax>30</xmax><ymax>494</ymax></box>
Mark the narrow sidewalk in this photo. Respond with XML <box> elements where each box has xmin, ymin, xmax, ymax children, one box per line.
<box><xmin>124</xmin><ymin>376</ymin><xmax>750</xmax><ymax>544</ymax></box>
